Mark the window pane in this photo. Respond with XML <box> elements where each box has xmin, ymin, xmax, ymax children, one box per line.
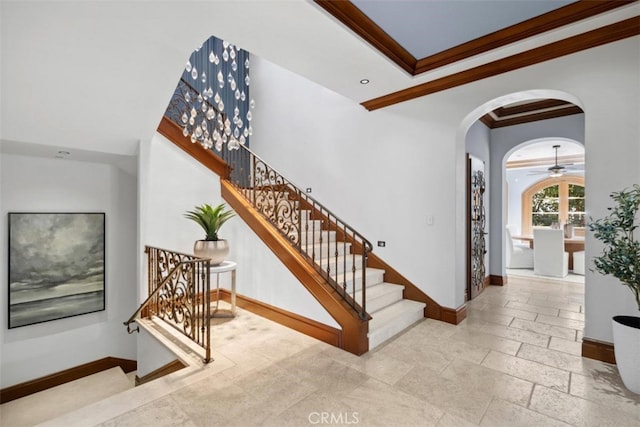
<box><xmin>569</xmin><ymin>198</ymin><xmax>585</xmax><ymax>212</ymax></box>
<box><xmin>532</xmin><ymin>185</ymin><xmax>559</xmax><ymax>213</ymax></box>
<box><xmin>568</xmin><ymin>213</ymin><xmax>585</xmax><ymax>226</ymax></box>
<box><xmin>569</xmin><ymin>184</ymin><xmax>585</xmax><ymax>198</ymax></box>
<box><xmin>533</xmin><ymin>213</ymin><xmax>559</xmax><ymax>227</ymax></box>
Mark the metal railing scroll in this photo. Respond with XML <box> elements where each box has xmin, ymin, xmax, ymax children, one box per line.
<box><xmin>124</xmin><ymin>246</ymin><xmax>211</xmax><ymax>363</ymax></box>
<box><xmin>222</xmin><ymin>146</ymin><xmax>373</xmax><ymax>319</ymax></box>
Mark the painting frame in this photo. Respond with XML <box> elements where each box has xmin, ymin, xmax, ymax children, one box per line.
<box><xmin>8</xmin><ymin>212</ymin><xmax>106</xmax><ymax>328</ymax></box>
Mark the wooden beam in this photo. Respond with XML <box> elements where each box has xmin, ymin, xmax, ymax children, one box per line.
<box><xmin>362</xmin><ymin>17</ymin><xmax>640</xmax><ymax>111</ymax></box>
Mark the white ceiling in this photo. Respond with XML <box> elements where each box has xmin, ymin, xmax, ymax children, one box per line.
<box><xmin>1</xmin><ymin>1</ymin><xmax>638</xmax><ymax>164</ymax></box>
<box><xmin>508</xmin><ymin>140</ymin><xmax>584</xmax><ymax>163</ymax></box>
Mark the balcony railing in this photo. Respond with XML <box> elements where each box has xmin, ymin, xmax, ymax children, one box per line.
<box><xmin>124</xmin><ymin>246</ymin><xmax>211</xmax><ymax>363</ymax></box>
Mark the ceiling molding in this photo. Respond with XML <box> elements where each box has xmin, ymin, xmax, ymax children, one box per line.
<box><xmin>361</xmin><ymin>17</ymin><xmax>640</xmax><ymax>111</ymax></box>
<box><xmin>313</xmin><ymin>0</ymin><xmax>416</xmax><ymax>74</ymax></box>
<box><xmin>315</xmin><ymin>0</ymin><xmax>635</xmax><ymax>77</ymax></box>
<box><xmin>481</xmin><ymin>100</ymin><xmax>584</xmax><ymax>129</ymax></box>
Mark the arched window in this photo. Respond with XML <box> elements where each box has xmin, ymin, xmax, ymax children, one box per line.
<box><xmin>521</xmin><ymin>176</ymin><xmax>585</xmax><ymax>235</ymax></box>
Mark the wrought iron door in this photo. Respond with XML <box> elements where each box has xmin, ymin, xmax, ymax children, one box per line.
<box><xmin>470</xmin><ymin>169</ymin><xmax>487</xmax><ymax>297</ymax></box>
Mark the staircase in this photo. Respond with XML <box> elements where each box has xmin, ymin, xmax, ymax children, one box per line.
<box><xmin>298</xmin><ymin>208</ymin><xmax>426</xmax><ymax>350</ymax></box>
<box><xmin>159</xmin><ymin>117</ymin><xmax>433</xmax><ymax>354</ymax></box>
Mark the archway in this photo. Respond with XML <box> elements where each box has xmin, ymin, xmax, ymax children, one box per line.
<box><xmin>455</xmin><ymin>90</ymin><xmax>585</xmax><ymax>304</ymax></box>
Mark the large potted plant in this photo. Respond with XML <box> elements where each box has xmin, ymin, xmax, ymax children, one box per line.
<box><xmin>185</xmin><ymin>203</ymin><xmax>235</xmax><ymax>265</ymax></box>
<box><xmin>588</xmin><ymin>184</ymin><xmax>640</xmax><ymax>394</ymax></box>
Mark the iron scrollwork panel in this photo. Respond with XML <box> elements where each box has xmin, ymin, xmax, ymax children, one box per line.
<box><xmin>471</xmin><ymin>170</ymin><xmax>487</xmax><ymax>294</ymax></box>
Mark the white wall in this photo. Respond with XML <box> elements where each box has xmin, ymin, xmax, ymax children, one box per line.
<box><xmin>250</xmin><ymin>37</ymin><xmax>639</xmax><ymax>344</ymax></box>
<box><xmin>0</xmin><ymin>154</ymin><xmax>137</xmax><ymax>388</ymax></box>
<box><xmin>251</xmin><ymin>56</ymin><xmax>462</xmax><ymax>310</ymax></box>
<box><xmin>138</xmin><ymin>134</ymin><xmax>338</xmax><ymax>328</ymax></box>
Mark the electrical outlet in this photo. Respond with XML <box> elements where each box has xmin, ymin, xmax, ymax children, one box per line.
<box><xmin>426</xmin><ymin>215</ymin><xmax>434</xmax><ymax>226</ymax></box>
<box><xmin>377</xmin><ymin>241</ymin><xmax>386</xmax><ymax>247</ymax></box>
<box><xmin>306</xmin><ymin>188</ymin><xmax>312</xmax><ymax>193</ymax></box>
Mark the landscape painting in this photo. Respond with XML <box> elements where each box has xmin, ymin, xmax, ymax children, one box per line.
<box><xmin>8</xmin><ymin>213</ymin><xmax>105</xmax><ymax>328</ymax></box>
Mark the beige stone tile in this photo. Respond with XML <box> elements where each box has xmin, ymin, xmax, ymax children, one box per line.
<box><xmin>481</xmin><ymin>351</ymin><xmax>570</xmax><ymax>392</ymax></box>
<box><xmin>530</xmin><ymin>384</ymin><xmax>640</xmax><ymax>427</ymax></box>
<box><xmin>262</xmin><ymin>392</ymin><xmax>357</xmax><ymax>427</ymax></box>
<box><xmin>548</xmin><ymin>336</ymin><xmax>583</xmax><ymax>356</ymax></box>
<box><xmin>392</xmin><ymin>327</ymin><xmax>490</xmax><ymax>365</ymax></box>
<box><xmin>559</xmin><ymin>309</ymin><xmax>585</xmax><ymax>321</ymax></box>
<box><xmin>341</xmin><ymin>378</ymin><xmax>445</xmax><ymax>427</ymax></box>
<box><xmin>440</xmin><ymin>359</ymin><xmax>534</xmax><ymax>408</ymax></box>
<box><xmin>437</xmin><ymin>412</ymin><xmax>480</xmax><ymax>427</ymax></box>
<box><xmin>527</xmin><ymin>297</ymin><xmax>582</xmax><ymax>313</ymax></box>
<box><xmin>322</xmin><ymin>345</ymin><xmax>414</xmax><ymax>386</ymax></box>
<box><xmin>474</xmin><ymin>293</ymin><xmax>530</xmax><ymax>306</ymax></box>
<box><xmin>278</xmin><ymin>348</ymin><xmax>370</xmax><ymax>396</ymax></box>
<box><xmin>460</xmin><ymin>319</ymin><xmax>550</xmax><ymax>348</ymax></box>
<box><xmin>536</xmin><ymin>313</ymin><xmax>585</xmax><ymax>331</ymax></box>
<box><xmin>466</xmin><ymin>310</ymin><xmax>514</xmax><ymax>326</ymax></box>
<box><xmin>576</xmin><ymin>330</ymin><xmax>583</xmax><ymax>341</ymax></box>
<box><xmin>98</xmin><ymin>396</ymin><xmax>198</xmax><ymax>427</ymax></box>
<box><xmin>375</xmin><ymin>339</ymin><xmax>453</xmax><ymax>374</ymax></box>
<box><xmin>477</xmin><ymin>303</ymin><xmax>539</xmax><ymax>321</ymax></box>
<box><xmin>517</xmin><ymin>343</ymin><xmax>605</xmax><ymax>375</ymax></box>
<box><xmin>506</xmin><ymin>301</ymin><xmax>560</xmax><ymax>316</ymax></box>
<box><xmin>394</xmin><ymin>365</ymin><xmax>493</xmax><ymax>425</ymax></box>
<box><xmin>397</xmin><ymin>358</ymin><xmax>533</xmax><ymax>424</ymax></box>
<box><xmin>480</xmin><ymin>398</ymin><xmax>571</xmax><ymax>427</ymax></box>
<box><xmin>449</xmin><ymin>328</ymin><xmax>522</xmax><ymax>356</ymax></box>
<box><xmin>411</xmin><ymin>318</ymin><xmax>459</xmax><ymax>338</ymax></box>
<box><xmin>511</xmin><ymin>318</ymin><xmax>576</xmax><ymax>340</ymax></box>
<box><xmin>571</xmin><ymin>369</ymin><xmax>640</xmax><ymax>421</ymax></box>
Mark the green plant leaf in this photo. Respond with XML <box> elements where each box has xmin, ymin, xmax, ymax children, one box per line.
<box><xmin>184</xmin><ymin>203</ymin><xmax>235</xmax><ymax>241</ymax></box>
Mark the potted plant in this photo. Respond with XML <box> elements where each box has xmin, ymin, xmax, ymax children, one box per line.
<box><xmin>185</xmin><ymin>203</ymin><xmax>235</xmax><ymax>265</ymax></box>
<box><xmin>588</xmin><ymin>184</ymin><xmax>640</xmax><ymax>394</ymax></box>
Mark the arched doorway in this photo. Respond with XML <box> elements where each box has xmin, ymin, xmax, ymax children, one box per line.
<box><xmin>457</xmin><ymin>90</ymin><xmax>585</xmax><ymax>302</ymax></box>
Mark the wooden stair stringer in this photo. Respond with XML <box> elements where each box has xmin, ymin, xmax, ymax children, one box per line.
<box><xmin>221</xmin><ymin>180</ymin><xmax>369</xmax><ymax>355</ymax></box>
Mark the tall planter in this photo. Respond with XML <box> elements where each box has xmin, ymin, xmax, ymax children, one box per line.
<box><xmin>612</xmin><ymin>316</ymin><xmax>640</xmax><ymax>394</ymax></box>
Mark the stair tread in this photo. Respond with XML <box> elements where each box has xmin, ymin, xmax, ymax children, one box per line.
<box><xmin>1</xmin><ymin>367</ymin><xmax>132</xmax><ymax>427</ymax></box>
<box><xmin>368</xmin><ymin>299</ymin><xmax>426</xmax><ymax>331</ymax></box>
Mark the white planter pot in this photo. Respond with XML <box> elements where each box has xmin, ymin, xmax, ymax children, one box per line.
<box><xmin>612</xmin><ymin>315</ymin><xmax>640</xmax><ymax>394</ymax></box>
<box><xmin>193</xmin><ymin>239</ymin><xmax>229</xmax><ymax>266</ymax></box>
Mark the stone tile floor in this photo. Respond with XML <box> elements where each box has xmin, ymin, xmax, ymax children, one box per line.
<box><xmin>21</xmin><ymin>275</ymin><xmax>640</xmax><ymax>426</ymax></box>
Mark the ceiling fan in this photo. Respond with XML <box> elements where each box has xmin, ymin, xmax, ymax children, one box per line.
<box><xmin>528</xmin><ymin>144</ymin><xmax>583</xmax><ymax>177</ymax></box>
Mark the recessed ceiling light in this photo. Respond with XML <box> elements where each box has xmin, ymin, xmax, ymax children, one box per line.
<box><xmin>360</xmin><ymin>79</ymin><xmax>370</xmax><ymax>85</ymax></box>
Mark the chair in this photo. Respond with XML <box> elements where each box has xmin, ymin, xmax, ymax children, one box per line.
<box><xmin>506</xmin><ymin>227</ymin><xmax>534</xmax><ymax>269</ymax></box>
<box><xmin>533</xmin><ymin>228</ymin><xmax>569</xmax><ymax>278</ymax></box>
<box><xmin>573</xmin><ymin>251</ymin><xmax>585</xmax><ymax>275</ymax></box>
<box><xmin>507</xmin><ymin>224</ymin><xmax>530</xmax><ymax>249</ymax></box>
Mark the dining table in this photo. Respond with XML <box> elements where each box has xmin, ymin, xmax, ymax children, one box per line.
<box><xmin>512</xmin><ymin>234</ymin><xmax>585</xmax><ymax>271</ymax></box>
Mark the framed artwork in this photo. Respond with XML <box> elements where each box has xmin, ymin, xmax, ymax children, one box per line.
<box><xmin>8</xmin><ymin>212</ymin><xmax>105</xmax><ymax>328</ymax></box>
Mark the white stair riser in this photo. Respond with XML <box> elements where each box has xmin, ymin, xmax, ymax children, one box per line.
<box><xmin>314</xmin><ymin>255</ymin><xmax>364</xmax><ymax>275</ymax></box>
<box><xmin>368</xmin><ymin>306</ymin><xmax>425</xmax><ymax>350</ymax></box>
<box><xmin>365</xmin><ymin>287</ymin><xmax>405</xmax><ymax>313</ymax></box>
<box><xmin>300</xmin><ymin>231</ymin><xmax>337</xmax><ymax>244</ymax></box>
<box><xmin>333</xmin><ymin>269</ymin><xmax>384</xmax><ymax>291</ymax></box>
<box><xmin>302</xmin><ymin>242</ymin><xmax>352</xmax><ymax>258</ymax></box>
<box><xmin>299</xmin><ymin>219</ymin><xmax>324</xmax><ymax>232</ymax></box>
